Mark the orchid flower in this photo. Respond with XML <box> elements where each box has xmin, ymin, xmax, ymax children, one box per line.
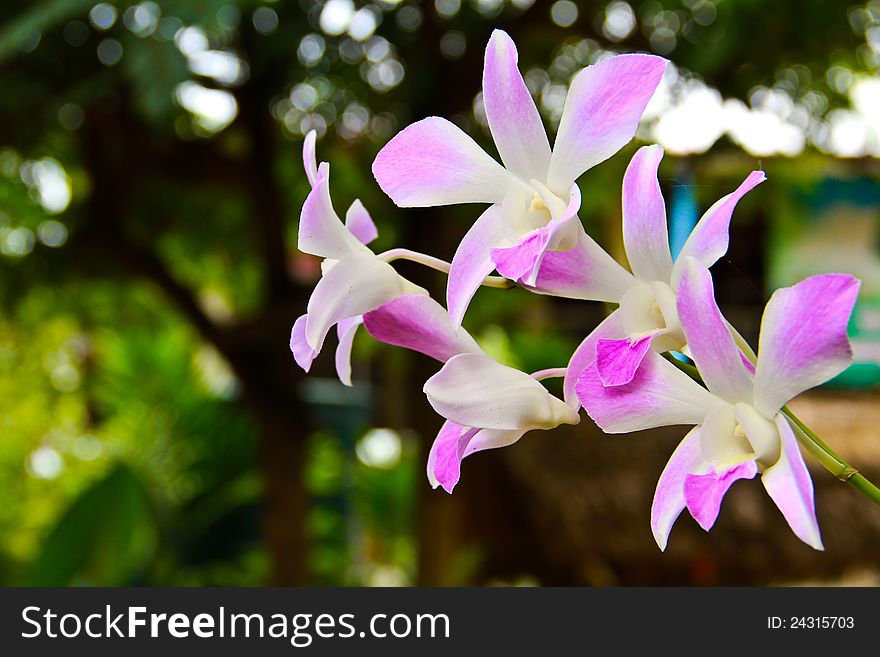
<box><xmin>372</xmin><ymin>29</ymin><xmax>667</xmax><ymax>326</ymax></box>
<box><xmin>576</xmin><ymin>257</ymin><xmax>860</xmax><ymax>550</ymax></box>
<box><xmin>565</xmin><ymin>145</ymin><xmax>765</xmax><ymax>394</ymax></box>
<box><xmin>290</xmin><ymin>130</ymin><xmax>427</xmax><ymax>385</ymax></box>
<box><xmin>362</xmin><ymin>293</ymin><xmax>579</xmax><ymax>493</ymax></box>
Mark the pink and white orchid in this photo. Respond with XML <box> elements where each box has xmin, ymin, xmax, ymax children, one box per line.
<box><xmin>576</xmin><ymin>257</ymin><xmax>860</xmax><ymax>550</ymax></box>
<box><xmin>286</xmin><ymin>26</ymin><xmax>880</xmax><ymax>552</ymax></box>
<box><xmin>372</xmin><ymin>30</ymin><xmax>667</xmax><ymax>326</ymax></box>
<box><xmin>565</xmin><ymin>145</ymin><xmax>765</xmax><ymax>394</ymax></box>
<box><xmin>290</xmin><ymin>130</ymin><xmax>427</xmax><ymax>385</ymax></box>
<box><xmin>363</xmin><ymin>293</ymin><xmax>579</xmax><ymax>493</ymax></box>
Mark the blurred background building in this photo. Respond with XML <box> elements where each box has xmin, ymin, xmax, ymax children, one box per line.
<box><xmin>0</xmin><ymin>0</ymin><xmax>879</xmax><ymax>586</ymax></box>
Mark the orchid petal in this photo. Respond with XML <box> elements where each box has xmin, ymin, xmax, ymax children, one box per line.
<box><xmin>334</xmin><ymin>316</ymin><xmax>362</xmax><ymax>387</ymax></box>
<box><xmin>427</xmin><ymin>421</ymin><xmax>479</xmax><ymax>493</ymax></box>
<box><xmin>298</xmin><ymin>174</ymin><xmax>365</xmax><ymax>259</ymax></box>
<box><xmin>528</xmin><ymin>222</ymin><xmax>634</xmax><ymax>302</ymax></box>
<box><xmin>735</xmin><ymin>402</ymin><xmax>779</xmax><ymax>466</ymax></box>
<box><xmin>547</xmin><ymin>54</ymin><xmax>667</xmax><ymax>192</ymax></box>
<box><xmin>447</xmin><ymin>203</ymin><xmax>507</xmax><ymax>326</ymax></box>
<box><xmin>651</xmin><ymin>426</ymin><xmax>706</xmax><ymax>550</ymax></box>
<box><xmin>618</xmin><ymin>281</ymin><xmax>676</xmax><ymax>343</ymax></box>
<box><xmin>363</xmin><ymin>293</ymin><xmax>482</xmax><ymax>362</ymax></box>
<box><xmin>290</xmin><ymin>313</ymin><xmax>316</xmax><ymax>372</ymax></box>
<box><xmin>424</xmin><ymin>353</ymin><xmax>579</xmax><ymax>431</ymax></box>
<box><xmin>305</xmin><ymin>254</ymin><xmax>408</xmax><ymax>354</ymax></box>
<box><xmin>685</xmin><ymin>459</ymin><xmax>758</xmax><ymax>530</ymax></box>
<box><xmin>483</xmin><ymin>30</ymin><xmax>551</xmax><ymax>182</ymax></box>
<box><xmin>345</xmin><ymin>199</ymin><xmax>378</xmax><ymax>245</ymax></box>
<box><xmin>622</xmin><ymin>145</ymin><xmax>673</xmax><ymax>282</ymax></box>
<box><xmin>564</xmin><ymin>310</ymin><xmax>624</xmax><ymax>407</ymax></box>
<box><xmin>595</xmin><ymin>334</ymin><xmax>655</xmax><ymax>387</ymax></box>
<box><xmin>763</xmin><ymin>416</ymin><xmax>823</xmax><ymax>550</ymax></box>
<box><xmin>677</xmin><ymin>257</ymin><xmax>754</xmax><ymax>403</ymax></box>
<box><xmin>303</xmin><ymin>130</ymin><xmax>319</xmax><ymax>187</ymax></box>
<box><xmin>577</xmin><ymin>350</ymin><xmax>725</xmax><ymax>433</ymax></box>
<box><xmin>753</xmin><ymin>274</ymin><xmax>859</xmax><ymax>416</ymax></box>
<box><xmin>671</xmin><ymin>171</ymin><xmax>766</xmax><ymax>288</ymax></box>
<box><xmin>461</xmin><ymin>427</ymin><xmax>525</xmax><ymax>459</ymax></box>
<box><xmin>372</xmin><ymin>117</ymin><xmax>514</xmax><ymax>207</ymax></box>
<box><xmin>491</xmin><ymin>230</ymin><xmax>548</xmax><ymax>283</ymax></box>
<box><xmin>699</xmin><ymin>405</ymin><xmax>755</xmax><ymax>467</ymax></box>
<box><xmin>427</xmin><ymin>420</ymin><xmax>523</xmax><ymax>493</ymax></box>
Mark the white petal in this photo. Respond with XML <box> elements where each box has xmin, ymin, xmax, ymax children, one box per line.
<box><xmin>305</xmin><ymin>254</ymin><xmax>407</xmax><ymax>354</ymax></box>
<box><xmin>424</xmin><ymin>353</ymin><xmax>579</xmax><ymax>431</ymax></box>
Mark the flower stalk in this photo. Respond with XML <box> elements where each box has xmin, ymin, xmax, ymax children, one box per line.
<box><xmin>378</xmin><ymin>248</ymin><xmax>515</xmax><ymax>289</ymax></box>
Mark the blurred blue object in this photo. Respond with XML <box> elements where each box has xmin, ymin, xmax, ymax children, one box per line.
<box><xmin>669</xmin><ymin>169</ymin><xmax>698</xmax><ymax>260</ymax></box>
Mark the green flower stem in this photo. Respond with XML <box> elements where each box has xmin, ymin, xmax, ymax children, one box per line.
<box><xmin>781</xmin><ymin>408</ymin><xmax>880</xmax><ymax>505</ymax></box>
<box><xmin>662</xmin><ymin>353</ymin><xmax>880</xmax><ymax>507</ymax></box>
<box><xmin>378</xmin><ymin>249</ymin><xmax>514</xmax><ymax>289</ymax></box>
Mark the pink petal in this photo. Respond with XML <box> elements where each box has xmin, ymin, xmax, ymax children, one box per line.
<box><xmin>762</xmin><ymin>416</ymin><xmax>823</xmax><ymax>550</ymax></box>
<box><xmin>372</xmin><ymin>117</ymin><xmax>514</xmax><ymax>207</ymax></box>
<box><xmin>564</xmin><ymin>310</ymin><xmax>624</xmax><ymax>407</ymax></box>
<box><xmin>303</xmin><ymin>130</ymin><xmax>319</xmax><ymax>187</ymax></box>
<box><xmin>651</xmin><ymin>426</ymin><xmax>705</xmax><ymax>550</ymax></box>
<box><xmin>491</xmin><ymin>230</ymin><xmax>549</xmax><ymax>283</ymax></box>
<box><xmin>290</xmin><ymin>313</ymin><xmax>316</xmax><ymax>372</ymax></box>
<box><xmin>427</xmin><ymin>421</ymin><xmax>524</xmax><ymax>493</ymax></box>
<box><xmin>685</xmin><ymin>459</ymin><xmax>758</xmax><ymax>530</ymax></box>
<box><xmin>547</xmin><ymin>54</ymin><xmax>668</xmax><ymax>192</ymax></box>
<box><xmin>576</xmin><ymin>350</ymin><xmax>724</xmax><ymax>434</ymax></box>
<box><xmin>622</xmin><ymin>145</ymin><xmax>673</xmax><ymax>282</ymax></box>
<box><xmin>753</xmin><ymin>274</ymin><xmax>859</xmax><ymax>416</ymax></box>
<box><xmin>677</xmin><ymin>257</ymin><xmax>754</xmax><ymax>403</ymax></box>
<box><xmin>345</xmin><ymin>199</ymin><xmax>378</xmax><ymax>245</ymax></box>
<box><xmin>482</xmin><ymin>30</ymin><xmax>551</xmax><ymax>182</ymax></box>
<box><xmin>334</xmin><ymin>316</ymin><xmax>362</xmax><ymax>387</ymax></box>
<box><xmin>298</xmin><ymin>173</ymin><xmax>364</xmax><ymax>259</ymax></box>
<box><xmin>595</xmin><ymin>334</ymin><xmax>655</xmax><ymax>387</ymax></box>
<box><xmin>528</xmin><ymin>222</ymin><xmax>634</xmax><ymax>302</ymax></box>
<box><xmin>447</xmin><ymin>203</ymin><xmax>507</xmax><ymax>327</ymax></box>
<box><xmin>671</xmin><ymin>170</ymin><xmax>766</xmax><ymax>288</ymax></box>
<box><xmin>427</xmin><ymin>421</ymin><xmax>479</xmax><ymax>493</ymax></box>
<box><xmin>363</xmin><ymin>293</ymin><xmax>482</xmax><ymax>362</ymax></box>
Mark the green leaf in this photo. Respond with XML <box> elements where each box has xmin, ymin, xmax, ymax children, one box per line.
<box><xmin>27</xmin><ymin>462</ymin><xmax>157</xmax><ymax>585</ymax></box>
